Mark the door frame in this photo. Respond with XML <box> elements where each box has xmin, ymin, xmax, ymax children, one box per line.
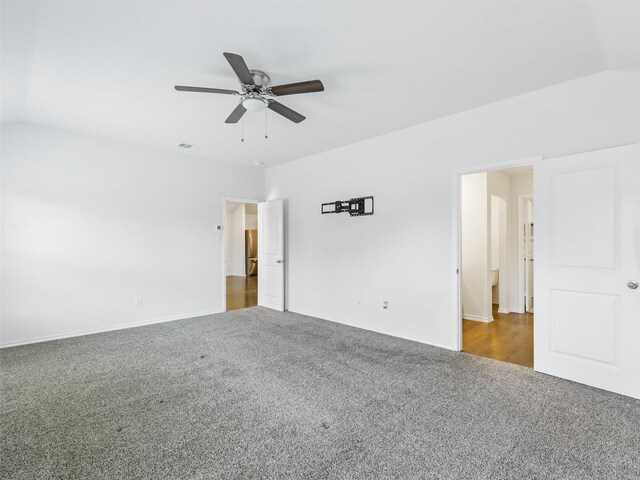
<box><xmin>451</xmin><ymin>156</ymin><xmax>542</xmax><ymax>352</ymax></box>
<box><xmin>221</xmin><ymin>196</ymin><xmax>261</xmax><ymax>312</ymax></box>
<box><xmin>517</xmin><ymin>194</ymin><xmax>534</xmax><ymax>314</ymax></box>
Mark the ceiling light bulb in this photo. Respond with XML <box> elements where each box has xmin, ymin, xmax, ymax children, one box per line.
<box><xmin>242</xmin><ymin>96</ymin><xmax>268</xmax><ymax>112</ymax></box>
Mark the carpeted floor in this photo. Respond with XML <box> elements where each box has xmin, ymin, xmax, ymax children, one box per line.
<box><xmin>1</xmin><ymin>307</ymin><xmax>639</xmax><ymax>479</ymax></box>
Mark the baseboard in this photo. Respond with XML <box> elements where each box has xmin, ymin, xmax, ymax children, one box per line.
<box><xmin>497</xmin><ymin>307</ymin><xmax>510</xmax><ymax>314</ymax></box>
<box><xmin>0</xmin><ymin>309</ymin><xmax>224</xmax><ymax>349</ymax></box>
<box><xmin>287</xmin><ymin>308</ymin><xmax>457</xmax><ymax>351</ymax></box>
<box><xmin>463</xmin><ymin>314</ymin><xmax>494</xmax><ymax>323</ymax></box>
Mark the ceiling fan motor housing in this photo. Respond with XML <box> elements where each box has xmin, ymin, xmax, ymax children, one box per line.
<box><xmin>239</xmin><ymin>70</ymin><xmax>271</xmax><ymax>112</ymax></box>
<box><xmin>249</xmin><ymin>70</ymin><xmax>271</xmax><ymax>88</ymax></box>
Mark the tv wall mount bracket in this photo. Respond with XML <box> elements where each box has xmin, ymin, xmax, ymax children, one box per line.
<box><xmin>321</xmin><ymin>196</ymin><xmax>374</xmax><ymax>216</ymax></box>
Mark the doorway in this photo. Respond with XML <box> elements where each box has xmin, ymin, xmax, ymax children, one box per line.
<box><xmin>224</xmin><ymin>200</ymin><xmax>259</xmax><ymax>311</ymax></box>
<box><xmin>458</xmin><ymin>165</ymin><xmax>534</xmax><ymax>367</ymax></box>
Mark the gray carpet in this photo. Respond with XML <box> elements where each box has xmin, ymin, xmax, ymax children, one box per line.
<box><xmin>1</xmin><ymin>307</ymin><xmax>639</xmax><ymax>479</ymax></box>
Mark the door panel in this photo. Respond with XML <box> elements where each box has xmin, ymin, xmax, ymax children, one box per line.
<box><xmin>550</xmin><ymin>289</ymin><xmax>617</xmax><ymax>365</ymax></box>
<box><xmin>258</xmin><ymin>200</ymin><xmax>285</xmax><ymax>311</ymax></box>
<box><xmin>535</xmin><ymin>143</ymin><xmax>640</xmax><ymax>399</ymax></box>
<box><xmin>552</xmin><ymin>166</ymin><xmax>615</xmax><ymax>268</ymax></box>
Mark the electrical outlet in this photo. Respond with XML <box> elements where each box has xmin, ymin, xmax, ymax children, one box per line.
<box><xmin>135</xmin><ymin>297</ymin><xmax>143</xmax><ymax>307</ymax></box>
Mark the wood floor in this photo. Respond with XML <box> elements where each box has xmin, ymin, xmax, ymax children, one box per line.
<box><xmin>463</xmin><ymin>305</ymin><xmax>533</xmax><ymax>368</ymax></box>
<box><xmin>226</xmin><ymin>275</ymin><xmax>257</xmax><ymax>311</ymax></box>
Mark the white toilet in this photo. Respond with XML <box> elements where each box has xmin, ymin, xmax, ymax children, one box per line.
<box><xmin>491</xmin><ymin>268</ymin><xmax>499</xmax><ymax>287</ymax></box>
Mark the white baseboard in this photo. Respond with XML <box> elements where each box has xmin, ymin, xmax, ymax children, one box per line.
<box><xmin>287</xmin><ymin>308</ymin><xmax>457</xmax><ymax>351</ymax></box>
<box><xmin>497</xmin><ymin>307</ymin><xmax>510</xmax><ymax>314</ymax></box>
<box><xmin>0</xmin><ymin>309</ymin><xmax>224</xmax><ymax>349</ymax></box>
<box><xmin>463</xmin><ymin>314</ymin><xmax>494</xmax><ymax>323</ymax></box>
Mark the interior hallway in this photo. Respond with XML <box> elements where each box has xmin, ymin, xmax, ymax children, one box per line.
<box><xmin>226</xmin><ymin>276</ymin><xmax>258</xmax><ymax>311</ymax></box>
<box><xmin>463</xmin><ymin>305</ymin><xmax>534</xmax><ymax>368</ymax></box>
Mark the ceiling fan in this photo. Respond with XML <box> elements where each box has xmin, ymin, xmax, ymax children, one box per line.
<box><xmin>175</xmin><ymin>52</ymin><xmax>324</xmax><ymax>124</ymax></box>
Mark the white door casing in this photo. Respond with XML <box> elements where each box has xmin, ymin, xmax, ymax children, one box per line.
<box><xmin>535</xmin><ymin>143</ymin><xmax>640</xmax><ymax>399</ymax></box>
<box><xmin>258</xmin><ymin>199</ymin><xmax>285</xmax><ymax>311</ymax></box>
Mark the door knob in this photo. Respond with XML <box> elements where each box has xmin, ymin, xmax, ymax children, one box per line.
<box><xmin>628</xmin><ymin>280</ymin><xmax>639</xmax><ymax>290</ymax></box>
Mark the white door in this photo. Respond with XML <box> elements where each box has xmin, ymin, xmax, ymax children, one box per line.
<box><xmin>258</xmin><ymin>199</ymin><xmax>285</xmax><ymax>311</ymax></box>
<box><xmin>535</xmin><ymin>143</ymin><xmax>640</xmax><ymax>399</ymax></box>
<box><xmin>524</xmin><ymin>199</ymin><xmax>534</xmax><ymax>313</ymax></box>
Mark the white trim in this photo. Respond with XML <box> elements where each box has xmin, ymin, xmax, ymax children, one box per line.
<box><xmin>463</xmin><ymin>314</ymin><xmax>494</xmax><ymax>323</ymax></box>
<box><xmin>290</xmin><ymin>308</ymin><xmax>456</xmax><ymax>351</ymax></box>
<box><xmin>222</xmin><ymin>196</ymin><xmax>262</xmax><ymax>312</ymax></box>
<box><xmin>451</xmin><ymin>172</ymin><xmax>462</xmax><ymax>351</ymax></box>
<box><xmin>452</xmin><ymin>156</ymin><xmax>542</xmax><ymax>178</ymax></box>
<box><xmin>452</xmin><ymin>155</ymin><xmax>542</xmax><ymax>351</ymax></box>
<box><xmin>223</xmin><ymin>196</ymin><xmax>261</xmax><ymax>204</ymax></box>
<box><xmin>498</xmin><ymin>307</ymin><xmax>510</xmax><ymax>314</ymax></box>
<box><xmin>0</xmin><ymin>309</ymin><xmax>223</xmax><ymax>349</ymax></box>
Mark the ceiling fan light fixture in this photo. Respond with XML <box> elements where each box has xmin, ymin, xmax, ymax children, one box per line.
<box><xmin>242</xmin><ymin>96</ymin><xmax>268</xmax><ymax>112</ymax></box>
<box><xmin>176</xmin><ymin>52</ymin><xmax>323</xmax><ymax>125</ymax></box>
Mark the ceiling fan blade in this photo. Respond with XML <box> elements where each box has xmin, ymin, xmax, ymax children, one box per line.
<box><xmin>268</xmin><ymin>100</ymin><xmax>306</xmax><ymax>123</ymax></box>
<box><xmin>270</xmin><ymin>80</ymin><xmax>324</xmax><ymax>96</ymax></box>
<box><xmin>225</xmin><ymin>103</ymin><xmax>247</xmax><ymax>124</ymax></box>
<box><xmin>223</xmin><ymin>52</ymin><xmax>254</xmax><ymax>85</ymax></box>
<box><xmin>175</xmin><ymin>86</ymin><xmax>239</xmax><ymax>95</ymax></box>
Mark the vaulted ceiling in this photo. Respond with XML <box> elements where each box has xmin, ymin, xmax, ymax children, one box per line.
<box><xmin>2</xmin><ymin>0</ymin><xmax>638</xmax><ymax>166</ymax></box>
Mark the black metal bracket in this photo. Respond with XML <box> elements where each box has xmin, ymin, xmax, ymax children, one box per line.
<box><xmin>321</xmin><ymin>196</ymin><xmax>374</xmax><ymax>216</ymax></box>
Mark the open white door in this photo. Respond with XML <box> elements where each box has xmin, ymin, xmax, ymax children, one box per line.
<box><xmin>258</xmin><ymin>199</ymin><xmax>285</xmax><ymax>311</ymax></box>
<box><xmin>535</xmin><ymin>144</ymin><xmax>640</xmax><ymax>399</ymax></box>
<box><xmin>524</xmin><ymin>199</ymin><xmax>534</xmax><ymax>313</ymax></box>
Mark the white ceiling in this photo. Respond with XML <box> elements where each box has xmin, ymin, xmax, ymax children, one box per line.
<box><xmin>2</xmin><ymin>0</ymin><xmax>639</xmax><ymax>167</ymax></box>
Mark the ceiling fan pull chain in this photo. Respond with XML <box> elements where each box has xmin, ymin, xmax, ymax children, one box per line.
<box><xmin>265</xmin><ymin>108</ymin><xmax>269</xmax><ymax>139</ymax></box>
<box><xmin>241</xmin><ymin>116</ymin><xmax>244</xmax><ymax>143</ymax></box>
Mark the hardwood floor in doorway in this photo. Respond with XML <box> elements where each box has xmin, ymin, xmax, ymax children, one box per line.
<box><xmin>463</xmin><ymin>305</ymin><xmax>533</xmax><ymax>368</ymax></box>
<box><xmin>226</xmin><ymin>275</ymin><xmax>257</xmax><ymax>311</ymax></box>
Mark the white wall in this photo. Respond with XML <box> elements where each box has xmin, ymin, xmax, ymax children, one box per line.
<box><xmin>488</xmin><ymin>171</ymin><xmax>510</xmax><ymax>313</ymax></box>
<box><xmin>491</xmin><ymin>197</ymin><xmax>500</xmax><ymax>271</ymax></box>
<box><xmin>460</xmin><ymin>170</ymin><xmax>509</xmax><ymax>321</ymax></box>
<box><xmin>230</xmin><ymin>204</ymin><xmax>246</xmax><ymax>276</ymax></box>
<box><xmin>1</xmin><ymin>123</ymin><xmax>264</xmax><ymax>346</ymax></box>
<box><xmin>265</xmin><ymin>71</ymin><xmax>640</xmax><ymax>349</ymax></box>
<box><xmin>461</xmin><ymin>173</ymin><xmax>491</xmax><ymax>322</ymax></box>
<box><xmin>245</xmin><ymin>213</ymin><xmax>258</xmax><ymax>230</ymax></box>
<box><xmin>225</xmin><ymin>210</ymin><xmax>233</xmax><ymax>276</ymax></box>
